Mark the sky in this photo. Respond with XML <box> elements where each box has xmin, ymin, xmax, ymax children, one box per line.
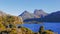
<box><xmin>0</xmin><ymin>0</ymin><xmax>60</xmax><ymax>16</ymax></box>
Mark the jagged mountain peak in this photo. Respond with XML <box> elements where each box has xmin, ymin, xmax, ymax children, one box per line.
<box><xmin>34</xmin><ymin>9</ymin><xmax>46</xmax><ymax>14</ymax></box>
<box><xmin>19</xmin><ymin>10</ymin><xmax>30</xmax><ymax>16</ymax></box>
<box><xmin>34</xmin><ymin>9</ymin><xmax>43</xmax><ymax>12</ymax></box>
<box><xmin>34</xmin><ymin>9</ymin><xmax>48</xmax><ymax>17</ymax></box>
<box><xmin>19</xmin><ymin>10</ymin><xmax>35</xmax><ymax>20</ymax></box>
<box><xmin>22</xmin><ymin>10</ymin><xmax>29</xmax><ymax>13</ymax></box>
<box><xmin>19</xmin><ymin>10</ymin><xmax>28</xmax><ymax>14</ymax></box>
<box><xmin>23</xmin><ymin>10</ymin><xmax>28</xmax><ymax>13</ymax></box>
<box><xmin>19</xmin><ymin>9</ymin><xmax>48</xmax><ymax>20</ymax></box>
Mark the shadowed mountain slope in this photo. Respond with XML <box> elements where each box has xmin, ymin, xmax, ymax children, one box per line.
<box><xmin>24</xmin><ymin>11</ymin><xmax>60</xmax><ymax>23</ymax></box>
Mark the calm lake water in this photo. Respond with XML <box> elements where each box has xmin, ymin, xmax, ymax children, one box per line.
<box><xmin>21</xmin><ymin>23</ymin><xmax>60</xmax><ymax>34</ymax></box>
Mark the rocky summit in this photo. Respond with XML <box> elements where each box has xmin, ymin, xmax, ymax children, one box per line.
<box><xmin>19</xmin><ymin>9</ymin><xmax>48</xmax><ymax>20</ymax></box>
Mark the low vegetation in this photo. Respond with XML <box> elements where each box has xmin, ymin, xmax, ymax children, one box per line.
<box><xmin>0</xmin><ymin>15</ymin><xmax>55</xmax><ymax>34</ymax></box>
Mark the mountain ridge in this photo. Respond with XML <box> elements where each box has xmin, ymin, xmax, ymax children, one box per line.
<box><xmin>24</xmin><ymin>11</ymin><xmax>60</xmax><ymax>24</ymax></box>
<box><xmin>19</xmin><ymin>9</ymin><xmax>48</xmax><ymax>20</ymax></box>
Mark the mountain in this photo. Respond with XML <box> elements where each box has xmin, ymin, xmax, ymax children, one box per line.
<box><xmin>19</xmin><ymin>9</ymin><xmax>48</xmax><ymax>24</ymax></box>
<box><xmin>24</xmin><ymin>11</ymin><xmax>60</xmax><ymax>23</ymax></box>
<box><xmin>42</xmin><ymin>11</ymin><xmax>60</xmax><ymax>22</ymax></box>
<box><xmin>19</xmin><ymin>9</ymin><xmax>48</xmax><ymax>20</ymax></box>
<box><xmin>19</xmin><ymin>10</ymin><xmax>35</xmax><ymax>20</ymax></box>
<box><xmin>34</xmin><ymin>9</ymin><xmax>48</xmax><ymax>18</ymax></box>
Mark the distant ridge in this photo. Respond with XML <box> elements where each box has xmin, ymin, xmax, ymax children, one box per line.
<box><xmin>24</xmin><ymin>11</ymin><xmax>60</xmax><ymax>23</ymax></box>
<box><xmin>19</xmin><ymin>10</ymin><xmax>35</xmax><ymax>20</ymax></box>
<box><xmin>42</xmin><ymin>11</ymin><xmax>60</xmax><ymax>22</ymax></box>
<box><xmin>18</xmin><ymin>9</ymin><xmax>48</xmax><ymax>24</ymax></box>
<box><xmin>34</xmin><ymin>9</ymin><xmax>47</xmax><ymax>17</ymax></box>
<box><xmin>19</xmin><ymin>9</ymin><xmax>48</xmax><ymax>20</ymax></box>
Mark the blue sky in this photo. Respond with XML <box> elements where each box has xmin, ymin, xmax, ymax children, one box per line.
<box><xmin>0</xmin><ymin>0</ymin><xmax>60</xmax><ymax>16</ymax></box>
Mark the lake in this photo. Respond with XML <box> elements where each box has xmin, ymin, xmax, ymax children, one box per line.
<box><xmin>20</xmin><ymin>23</ymin><xmax>60</xmax><ymax>34</ymax></box>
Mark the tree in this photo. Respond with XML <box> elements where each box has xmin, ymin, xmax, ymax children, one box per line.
<box><xmin>39</xmin><ymin>26</ymin><xmax>44</xmax><ymax>34</ymax></box>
